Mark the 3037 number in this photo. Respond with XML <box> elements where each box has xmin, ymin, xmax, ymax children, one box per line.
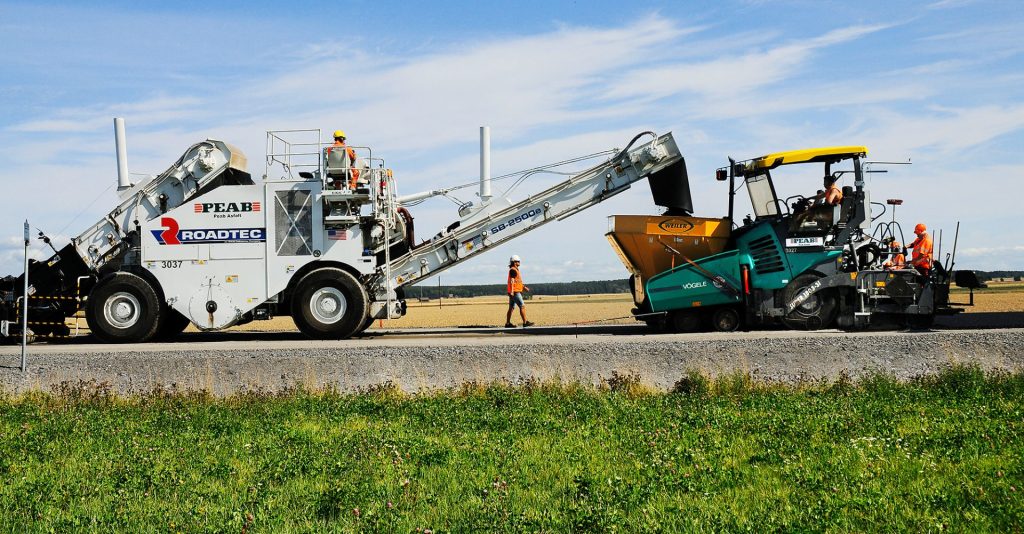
<box><xmin>160</xmin><ymin>260</ymin><xmax>183</xmax><ymax>268</ymax></box>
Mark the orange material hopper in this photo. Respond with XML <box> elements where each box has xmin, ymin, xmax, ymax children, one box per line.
<box><xmin>605</xmin><ymin>215</ymin><xmax>731</xmax><ymax>283</ymax></box>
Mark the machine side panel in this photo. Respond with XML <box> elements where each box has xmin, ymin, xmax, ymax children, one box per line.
<box><xmin>645</xmin><ymin>251</ymin><xmax>742</xmax><ymax>312</ymax></box>
<box><xmin>141</xmin><ymin>184</ymin><xmax>268</xmax><ymax>329</ymax></box>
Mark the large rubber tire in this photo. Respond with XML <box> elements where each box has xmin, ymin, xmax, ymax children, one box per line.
<box><xmin>668</xmin><ymin>310</ymin><xmax>703</xmax><ymax>333</ymax></box>
<box><xmin>155</xmin><ymin>307</ymin><xmax>192</xmax><ymax>340</ymax></box>
<box><xmin>291</xmin><ymin>268</ymin><xmax>368</xmax><ymax>340</ymax></box>
<box><xmin>711</xmin><ymin>307</ymin><xmax>741</xmax><ymax>332</ymax></box>
<box><xmin>782</xmin><ymin>273</ymin><xmax>838</xmax><ymax>330</ymax></box>
<box><xmin>86</xmin><ymin>272</ymin><xmax>163</xmax><ymax>343</ymax></box>
<box><xmin>356</xmin><ymin>313</ymin><xmax>375</xmax><ymax>335</ymax></box>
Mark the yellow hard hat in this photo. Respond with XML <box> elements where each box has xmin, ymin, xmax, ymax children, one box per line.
<box><xmin>333</xmin><ymin>130</ymin><xmax>346</xmax><ymax>139</ymax></box>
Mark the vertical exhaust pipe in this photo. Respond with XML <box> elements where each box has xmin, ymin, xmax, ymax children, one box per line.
<box><xmin>114</xmin><ymin>117</ymin><xmax>131</xmax><ymax>191</ymax></box>
<box><xmin>479</xmin><ymin>126</ymin><xmax>491</xmax><ymax>203</ymax></box>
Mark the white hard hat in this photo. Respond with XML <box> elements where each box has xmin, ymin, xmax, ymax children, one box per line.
<box><xmin>510</xmin><ymin>255</ymin><xmax>521</xmax><ymax>263</ymax></box>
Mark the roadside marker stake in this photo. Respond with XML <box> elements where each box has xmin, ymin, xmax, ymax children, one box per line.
<box><xmin>21</xmin><ymin>220</ymin><xmax>29</xmax><ymax>372</ymax></box>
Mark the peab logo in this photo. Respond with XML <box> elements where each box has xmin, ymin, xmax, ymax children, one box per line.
<box><xmin>193</xmin><ymin>201</ymin><xmax>261</xmax><ymax>214</ymax></box>
<box><xmin>785</xmin><ymin>237</ymin><xmax>824</xmax><ymax>247</ymax></box>
<box><xmin>151</xmin><ymin>217</ymin><xmax>266</xmax><ymax>245</ymax></box>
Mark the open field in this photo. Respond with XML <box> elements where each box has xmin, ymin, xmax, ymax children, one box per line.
<box><xmin>1</xmin><ymin>366</ymin><xmax>1021</xmax><ymax>531</ymax></box>
<box><xmin>236</xmin><ymin>293</ymin><xmax>639</xmax><ymax>332</ymax></box>
<box><xmin>235</xmin><ymin>282</ymin><xmax>1024</xmax><ymax>332</ymax></box>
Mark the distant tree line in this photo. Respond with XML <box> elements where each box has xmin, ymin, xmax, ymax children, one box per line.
<box><xmin>407</xmin><ymin>279</ymin><xmax>630</xmax><ymax>298</ymax></box>
<box><xmin>975</xmin><ymin>271</ymin><xmax>1024</xmax><ymax>282</ymax></box>
<box><xmin>406</xmin><ymin>270</ymin><xmax>1022</xmax><ymax>299</ymax></box>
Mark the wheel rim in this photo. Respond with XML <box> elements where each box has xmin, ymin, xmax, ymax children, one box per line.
<box><xmin>714</xmin><ymin>310</ymin><xmax>739</xmax><ymax>331</ymax></box>
<box><xmin>103</xmin><ymin>291</ymin><xmax>141</xmax><ymax>329</ymax></box>
<box><xmin>796</xmin><ymin>292</ymin><xmax>822</xmax><ymax>316</ymax></box>
<box><xmin>309</xmin><ymin>287</ymin><xmax>347</xmax><ymax>324</ymax></box>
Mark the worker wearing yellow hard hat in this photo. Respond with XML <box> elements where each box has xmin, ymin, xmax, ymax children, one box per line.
<box><xmin>328</xmin><ymin>129</ymin><xmax>359</xmax><ymax>189</ymax></box>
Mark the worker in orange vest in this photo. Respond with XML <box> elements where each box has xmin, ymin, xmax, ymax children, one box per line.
<box><xmin>505</xmin><ymin>255</ymin><xmax>534</xmax><ymax>328</ymax></box>
<box><xmin>811</xmin><ymin>182</ymin><xmax>843</xmax><ymax>206</ymax></box>
<box><xmin>328</xmin><ymin>130</ymin><xmax>359</xmax><ymax>189</ymax></box>
<box><xmin>908</xmin><ymin>223</ymin><xmax>934</xmax><ymax>276</ymax></box>
<box><xmin>824</xmin><ymin>182</ymin><xmax>843</xmax><ymax>206</ymax></box>
<box><xmin>883</xmin><ymin>240</ymin><xmax>906</xmax><ymax>270</ymax></box>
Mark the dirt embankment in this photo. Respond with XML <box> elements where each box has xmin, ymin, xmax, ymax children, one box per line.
<box><xmin>3</xmin><ymin>325</ymin><xmax>1022</xmax><ymax>396</ymax></box>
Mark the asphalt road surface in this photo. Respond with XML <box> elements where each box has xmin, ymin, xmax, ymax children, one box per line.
<box><xmin>2</xmin><ymin>312</ymin><xmax>1022</xmax><ymax>395</ymax></box>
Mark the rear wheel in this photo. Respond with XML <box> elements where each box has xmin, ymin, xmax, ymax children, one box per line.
<box><xmin>86</xmin><ymin>273</ymin><xmax>163</xmax><ymax>343</ymax></box>
<box><xmin>711</xmin><ymin>307</ymin><xmax>741</xmax><ymax>332</ymax></box>
<box><xmin>782</xmin><ymin>273</ymin><xmax>838</xmax><ymax>330</ymax></box>
<box><xmin>291</xmin><ymin>268</ymin><xmax>368</xmax><ymax>339</ymax></box>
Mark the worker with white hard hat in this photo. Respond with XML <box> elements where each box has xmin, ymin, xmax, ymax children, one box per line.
<box><xmin>505</xmin><ymin>254</ymin><xmax>534</xmax><ymax>328</ymax></box>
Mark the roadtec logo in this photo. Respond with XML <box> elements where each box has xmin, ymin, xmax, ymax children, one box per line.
<box><xmin>151</xmin><ymin>217</ymin><xmax>266</xmax><ymax>245</ymax></box>
<box><xmin>657</xmin><ymin>219</ymin><xmax>695</xmax><ymax>234</ymax></box>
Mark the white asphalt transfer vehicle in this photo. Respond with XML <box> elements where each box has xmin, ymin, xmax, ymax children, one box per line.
<box><xmin>0</xmin><ymin>123</ymin><xmax>686</xmax><ymax>343</ymax></box>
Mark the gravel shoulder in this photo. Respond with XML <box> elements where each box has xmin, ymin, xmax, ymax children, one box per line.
<box><xmin>3</xmin><ymin>321</ymin><xmax>1023</xmax><ymax>395</ymax></box>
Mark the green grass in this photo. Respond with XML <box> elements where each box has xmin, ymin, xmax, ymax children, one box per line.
<box><xmin>1</xmin><ymin>367</ymin><xmax>1022</xmax><ymax>532</ymax></box>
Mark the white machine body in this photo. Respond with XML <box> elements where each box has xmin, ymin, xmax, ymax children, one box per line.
<box><xmin>52</xmin><ymin>128</ymin><xmax>684</xmax><ymax>340</ymax></box>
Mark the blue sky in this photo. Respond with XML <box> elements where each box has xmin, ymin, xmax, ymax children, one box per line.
<box><xmin>1</xmin><ymin>0</ymin><xmax>1021</xmax><ymax>284</ymax></box>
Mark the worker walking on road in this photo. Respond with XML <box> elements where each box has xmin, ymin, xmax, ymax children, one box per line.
<box><xmin>908</xmin><ymin>223</ymin><xmax>934</xmax><ymax>276</ymax></box>
<box><xmin>327</xmin><ymin>130</ymin><xmax>359</xmax><ymax>189</ymax></box>
<box><xmin>505</xmin><ymin>255</ymin><xmax>534</xmax><ymax>328</ymax></box>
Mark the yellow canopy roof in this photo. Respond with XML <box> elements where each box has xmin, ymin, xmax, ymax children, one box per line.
<box><xmin>749</xmin><ymin>146</ymin><xmax>868</xmax><ymax>171</ymax></box>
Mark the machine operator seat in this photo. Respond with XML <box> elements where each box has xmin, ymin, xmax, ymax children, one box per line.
<box><xmin>837</xmin><ymin>186</ymin><xmax>856</xmax><ymax>223</ymax></box>
<box><xmin>325</xmin><ymin>146</ymin><xmax>356</xmax><ymax>190</ymax></box>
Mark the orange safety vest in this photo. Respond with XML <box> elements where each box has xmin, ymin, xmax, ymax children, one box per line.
<box><xmin>825</xmin><ymin>184</ymin><xmax>843</xmax><ymax>206</ymax></box>
<box><xmin>328</xmin><ymin>141</ymin><xmax>360</xmax><ymax>188</ymax></box>
<box><xmin>507</xmin><ymin>265</ymin><xmax>524</xmax><ymax>294</ymax></box>
<box><xmin>910</xmin><ymin>233</ymin><xmax>933</xmax><ymax>270</ymax></box>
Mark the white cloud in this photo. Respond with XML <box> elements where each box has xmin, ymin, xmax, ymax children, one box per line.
<box><xmin>857</xmin><ymin>104</ymin><xmax>1024</xmax><ymax>157</ymax></box>
<box><xmin>600</xmin><ymin>24</ymin><xmax>891</xmax><ymax>103</ymax></box>
<box><xmin>927</xmin><ymin>0</ymin><xmax>979</xmax><ymax>9</ymax></box>
<box><xmin>1</xmin><ymin>13</ymin><xmax>1022</xmax><ymax>280</ymax></box>
<box><xmin>960</xmin><ymin>245</ymin><xmax>1024</xmax><ymax>257</ymax></box>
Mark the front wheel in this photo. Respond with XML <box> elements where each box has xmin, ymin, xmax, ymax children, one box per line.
<box><xmin>291</xmin><ymin>268</ymin><xmax>368</xmax><ymax>339</ymax></box>
<box><xmin>668</xmin><ymin>310</ymin><xmax>702</xmax><ymax>333</ymax></box>
<box><xmin>86</xmin><ymin>272</ymin><xmax>163</xmax><ymax>343</ymax></box>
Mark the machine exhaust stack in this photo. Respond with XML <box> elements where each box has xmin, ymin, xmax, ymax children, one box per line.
<box><xmin>480</xmin><ymin>126</ymin><xmax>491</xmax><ymax>203</ymax></box>
<box><xmin>114</xmin><ymin>117</ymin><xmax>131</xmax><ymax>191</ymax></box>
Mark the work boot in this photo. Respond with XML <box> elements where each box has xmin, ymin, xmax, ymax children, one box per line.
<box><xmin>523</xmin><ymin>321</ymin><xmax>535</xmax><ymax>327</ymax></box>
<box><xmin>505</xmin><ymin>322</ymin><xmax>515</xmax><ymax>328</ymax></box>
